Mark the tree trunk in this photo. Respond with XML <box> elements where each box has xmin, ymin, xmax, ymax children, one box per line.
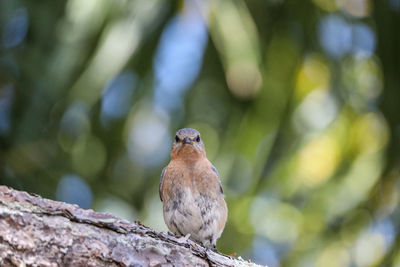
<box><xmin>0</xmin><ymin>186</ymin><xmax>262</xmax><ymax>267</ymax></box>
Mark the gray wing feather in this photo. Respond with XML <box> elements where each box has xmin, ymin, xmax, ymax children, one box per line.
<box><xmin>211</xmin><ymin>165</ymin><xmax>223</xmax><ymax>194</ymax></box>
<box><xmin>159</xmin><ymin>167</ymin><xmax>166</xmax><ymax>201</ymax></box>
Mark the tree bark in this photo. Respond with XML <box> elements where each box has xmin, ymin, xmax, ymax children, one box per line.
<box><xmin>0</xmin><ymin>186</ymin><xmax>262</xmax><ymax>267</ymax></box>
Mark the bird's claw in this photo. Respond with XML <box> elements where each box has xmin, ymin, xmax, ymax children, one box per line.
<box><xmin>205</xmin><ymin>244</ymin><xmax>218</xmax><ymax>252</ymax></box>
<box><xmin>176</xmin><ymin>233</ymin><xmax>191</xmax><ymax>243</ymax></box>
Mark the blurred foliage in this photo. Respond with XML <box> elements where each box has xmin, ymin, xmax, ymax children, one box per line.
<box><xmin>1</xmin><ymin>0</ymin><xmax>400</xmax><ymax>266</ymax></box>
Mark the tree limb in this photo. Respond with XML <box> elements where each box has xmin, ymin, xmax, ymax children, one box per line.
<box><xmin>0</xmin><ymin>186</ymin><xmax>263</xmax><ymax>267</ymax></box>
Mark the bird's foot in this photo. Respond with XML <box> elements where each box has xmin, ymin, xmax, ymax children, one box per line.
<box><xmin>176</xmin><ymin>233</ymin><xmax>191</xmax><ymax>243</ymax></box>
<box><xmin>205</xmin><ymin>244</ymin><xmax>218</xmax><ymax>252</ymax></box>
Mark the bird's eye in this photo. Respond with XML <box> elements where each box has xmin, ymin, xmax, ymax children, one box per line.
<box><xmin>196</xmin><ymin>135</ymin><xmax>200</xmax><ymax>142</ymax></box>
<box><xmin>175</xmin><ymin>135</ymin><xmax>180</xmax><ymax>142</ymax></box>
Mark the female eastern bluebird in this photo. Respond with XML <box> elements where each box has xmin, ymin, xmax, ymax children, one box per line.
<box><xmin>159</xmin><ymin>128</ymin><xmax>227</xmax><ymax>249</ymax></box>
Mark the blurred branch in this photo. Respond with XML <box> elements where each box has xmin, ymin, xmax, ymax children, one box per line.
<box><xmin>0</xmin><ymin>186</ymin><xmax>262</xmax><ymax>267</ymax></box>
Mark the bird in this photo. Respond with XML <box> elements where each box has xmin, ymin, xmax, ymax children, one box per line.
<box><xmin>159</xmin><ymin>128</ymin><xmax>227</xmax><ymax>250</ymax></box>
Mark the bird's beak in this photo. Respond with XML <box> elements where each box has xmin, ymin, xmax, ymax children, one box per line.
<box><xmin>183</xmin><ymin>137</ymin><xmax>192</xmax><ymax>144</ymax></box>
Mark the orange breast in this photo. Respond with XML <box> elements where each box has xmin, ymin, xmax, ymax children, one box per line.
<box><xmin>161</xmin><ymin>157</ymin><xmax>221</xmax><ymax>201</ymax></box>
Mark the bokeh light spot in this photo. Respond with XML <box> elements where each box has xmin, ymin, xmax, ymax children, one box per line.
<box><xmin>312</xmin><ymin>0</ymin><xmax>338</xmax><ymax>11</ymax></box>
<box><xmin>251</xmin><ymin>197</ymin><xmax>302</xmax><ymax>244</ymax></box>
<box><xmin>125</xmin><ymin>105</ymin><xmax>170</xmax><ymax>168</ymax></box>
<box><xmin>326</xmin><ymin>153</ymin><xmax>383</xmax><ymax>220</ymax></box>
<box><xmin>316</xmin><ymin>243</ymin><xmax>350</xmax><ymax>267</ymax></box>
<box><xmin>294</xmin><ymin>89</ymin><xmax>338</xmax><ymax>132</ymax></box>
<box><xmin>351</xmin><ymin>23</ymin><xmax>376</xmax><ymax>56</ymax></box>
<box><xmin>101</xmin><ymin>71</ymin><xmax>137</xmax><ymax>124</ymax></box>
<box><xmin>2</xmin><ymin>8</ymin><xmax>28</xmax><ymax>48</ymax></box>
<box><xmin>71</xmin><ymin>135</ymin><xmax>107</xmax><ymax>177</ymax></box>
<box><xmin>354</xmin><ymin>232</ymin><xmax>386</xmax><ymax>266</ymax></box>
<box><xmin>296</xmin><ymin>134</ymin><xmax>340</xmax><ymax>188</ymax></box>
<box><xmin>56</xmin><ymin>174</ymin><xmax>92</xmax><ymax>209</ymax></box>
<box><xmin>96</xmin><ymin>196</ymin><xmax>137</xmax><ymax>221</ymax></box>
<box><xmin>209</xmin><ymin>0</ymin><xmax>262</xmax><ymax>99</ymax></box>
<box><xmin>318</xmin><ymin>15</ymin><xmax>351</xmax><ymax>59</ymax></box>
<box><xmin>389</xmin><ymin>0</ymin><xmax>400</xmax><ymax>10</ymax></box>
<box><xmin>226</xmin><ymin>61</ymin><xmax>262</xmax><ymax>99</ymax></box>
<box><xmin>337</xmin><ymin>0</ymin><xmax>371</xmax><ymax>17</ymax></box>
<box><xmin>342</xmin><ymin>56</ymin><xmax>383</xmax><ymax>109</ymax></box>
<box><xmin>349</xmin><ymin>112</ymin><xmax>389</xmax><ymax>155</ymax></box>
<box><xmin>58</xmin><ymin>102</ymin><xmax>90</xmax><ymax>152</ymax></box>
<box><xmin>295</xmin><ymin>54</ymin><xmax>330</xmax><ymax>100</ymax></box>
<box><xmin>252</xmin><ymin>237</ymin><xmax>280</xmax><ymax>267</ymax></box>
<box><xmin>153</xmin><ymin>0</ymin><xmax>208</xmax><ymax>112</ymax></box>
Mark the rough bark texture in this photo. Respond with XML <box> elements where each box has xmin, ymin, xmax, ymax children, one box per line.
<box><xmin>0</xmin><ymin>186</ymin><xmax>263</xmax><ymax>267</ymax></box>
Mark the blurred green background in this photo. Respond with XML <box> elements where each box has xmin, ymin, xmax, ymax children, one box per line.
<box><xmin>1</xmin><ymin>0</ymin><xmax>400</xmax><ymax>266</ymax></box>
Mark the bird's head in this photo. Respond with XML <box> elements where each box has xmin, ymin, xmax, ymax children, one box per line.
<box><xmin>171</xmin><ymin>128</ymin><xmax>205</xmax><ymax>159</ymax></box>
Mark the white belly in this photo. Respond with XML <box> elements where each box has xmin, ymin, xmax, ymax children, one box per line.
<box><xmin>163</xmin><ymin>188</ymin><xmax>223</xmax><ymax>247</ymax></box>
